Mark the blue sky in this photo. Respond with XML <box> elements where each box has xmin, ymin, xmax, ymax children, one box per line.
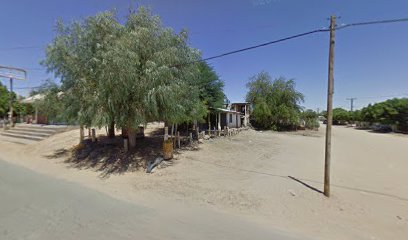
<box><xmin>1</xmin><ymin>0</ymin><xmax>408</xmax><ymax>110</ymax></box>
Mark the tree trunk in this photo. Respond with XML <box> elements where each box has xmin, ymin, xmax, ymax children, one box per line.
<box><xmin>108</xmin><ymin>121</ymin><xmax>115</xmax><ymax>138</ymax></box>
<box><xmin>128</xmin><ymin>128</ymin><xmax>137</xmax><ymax>149</ymax></box>
<box><xmin>79</xmin><ymin>125</ymin><xmax>84</xmax><ymax>144</ymax></box>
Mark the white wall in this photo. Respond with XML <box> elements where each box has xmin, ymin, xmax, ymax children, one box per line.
<box><xmin>226</xmin><ymin>113</ymin><xmax>241</xmax><ymax>128</ymax></box>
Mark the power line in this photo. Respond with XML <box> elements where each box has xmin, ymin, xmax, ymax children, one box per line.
<box><xmin>357</xmin><ymin>93</ymin><xmax>408</xmax><ymax>100</ymax></box>
<box><xmin>0</xmin><ymin>45</ymin><xmax>44</xmax><ymax>51</ymax></box>
<box><xmin>336</xmin><ymin>17</ymin><xmax>408</xmax><ymax>30</ymax></box>
<box><xmin>25</xmin><ymin>68</ymin><xmax>45</xmax><ymax>71</ymax></box>
<box><xmin>14</xmin><ymin>86</ymin><xmax>42</xmax><ymax>90</ymax></box>
<box><xmin>200</xmin><ymin>29</ymin><xmax>330</xmax><ymax>62</ymax></box>
<box><xmin>2</xmin><ymin>17</ymin><xmax>408</xmax><ymax>68</ymax></box>
<box><xmin>195</xmin><ymin>17</ymin><xmax>408</xmax><ymax>63</ymax></box>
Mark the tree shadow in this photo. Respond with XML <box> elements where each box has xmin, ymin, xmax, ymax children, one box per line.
<box><xmin>46</xmin><ymin>135</ymin><xmax>159</xmax><ymax>179</ymax></box>
<box><xmin>46</xmin><ymin>128</ymin><xmax>196</xmax><ymax>178</ymax></box>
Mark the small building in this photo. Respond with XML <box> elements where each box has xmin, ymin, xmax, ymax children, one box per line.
<box><xmin>229</xmin><ymin>102</ymin><xmax>251</xmax><ymax>127</ymax></box>
<box><xmin>216</xmin><ymin>108</ymin><xmax>242</xmax><ymax>129</ymax></box>
<box><xmin>21</xmin><ymin>94</ymin><xmax>45</xmax><ymax>124</ymax></box>
<box><xmin>199</xmin><ymin>108</ymin><xmax>242</xmax><ymax>132</ymax></box>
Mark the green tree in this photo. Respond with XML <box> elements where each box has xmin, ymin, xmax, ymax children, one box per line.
<box><xmin>301</xmin><ymin>109</ymin><xmax>320</xmax><ymax>129</ymax></box>
<box><xmin>332</xmin><ymin>108</ymin><xmax>352</xmax><ymax>124</ymax></box>
<box><xmin>196</xmin><ymin>62</ymin><xmax>225</xmax><ymax>109</ymax></box>
<box><xmin>246</xmin><ymin>71</ymin><xmax>304</xmax><ymax>130</ymax></box>
<box><xmin>360</xmin><ymin>98</ymin><xmax>408</xmax><ymax>131</ymax></box>
<box><xmin>0</xmin><ymin>82</ymin><xmax>9</xmax><ymax>118</ymax></box>
<box><xmin>33</xmin><ymin>82</ymin><xmax>65</xmax><ymax>124</ymax></box>
<box><xmin>43</xmin><ymin>7</ymin><xmax>209</xmax><ymax>147</ymax></box>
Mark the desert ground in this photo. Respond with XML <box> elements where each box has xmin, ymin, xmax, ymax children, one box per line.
<box><xmin>0</xmin><ymin>124</ymin><xmax>407</xmax><ymax>240</ymax></box>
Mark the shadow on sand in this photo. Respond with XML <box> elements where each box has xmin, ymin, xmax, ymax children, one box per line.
<box><xmin>46</xmin><ymin>129</ymin><xmax>166</xmax><ymax>178</ymax></box>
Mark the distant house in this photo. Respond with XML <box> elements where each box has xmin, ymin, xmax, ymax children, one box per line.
<box><xmin>216</xmin><ymin>108</ymin><xmax>242</xmax><ymax>129</ymax></box>
<box><xmin>21</xmin><ymin>94</ymin><xmax>45</xmax><ymax>124</ymax></box>
<box><xmin>230</xmin><ymin>102</ymin><xmax>251</xmax><ymax>127</ymax></box>
<box><xmin>199</xmin><ymin>107</ymin><xmax>242</xmax><ymax>132</ymax></box>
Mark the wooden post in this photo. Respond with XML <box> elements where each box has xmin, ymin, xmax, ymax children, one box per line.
<box><xmin>244</xmin><ymin>105</ymin><xmax>247</xmax><ymax>126</ymax></box>
<box><xmin>189</xmin><ymin>132</ymin><xmax>193</xmax><ymax>146</ymax></box>
<box><xmin>177</xmin><ymin>131</ymin><xmax>180</xmax><ymax>148</ymax></box>
<box><xmin>108</xmin><ymin>121</ymin><xmax>115</xmax><ymax>138</ymax></box>
<box><xmin>128</xmin><ymin>128</ymin><xmax>136</xmax><ymax>148</ymax></box>
<box><xmin>91</xmin><ymin>128</ymin><xmax>96</xmax><ymax>142</ymax></box>
<box><xmin>8</xmin><ymin>78</ymin><xmax>14</xmax><ymax>127</ymax></box>
<box><xmin>124</xmin><ymin>138</ymin><xmax>129</xmax><ymax>152</ymax></box>
<box><xmin>79</xmin><ymin>125</ymin><xmax>84</xmax><ymax>143</ymax></box>
<box><xmin>324</xmin><ymin>15</ymin><xmax>336</xmax><ymax>198</ymax></box>
<box><xmin>218</xmin><ymin>112</ymin><xmax>221</xmax><ymax>131</ymax></box>
<box><xmin>215</xmin><ymin>113</ymin><xmax>218</xmax><ymax>132</ymax></box>
<box><xmin>208</xmin><ymin>113</ymin><xmax>211</xmax><ymax>134</ymax></box>
<box><xmin>34</xmin><ymin>106</ymin><xmax>38</xmax><ymax>124</ymax></box>
<box><xmin>164</xmin><ymin>126</ymin><xmax>169</xmax><ymax>141</ymax></box>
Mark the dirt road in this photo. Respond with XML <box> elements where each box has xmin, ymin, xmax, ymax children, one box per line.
<box><xmin>0</xmin><ymin>125</ymin><xmax>407</xmax><ymax>239</ymax></box>
<box><xmin>0</xmin><ymin>159</ymin><xmax>300</xmax><ymax>240</ymax></box>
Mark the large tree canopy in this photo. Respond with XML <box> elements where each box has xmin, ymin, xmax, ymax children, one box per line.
<box><xmin>195</xmin><ymin>62</ymin><xmax>225</xmax><ymax>110</ymax></box>
<box><xmin>246</xmin><ymin>71</ymin><xmax>304</xmax><ymax>130</ymax></box>
<box><xmin>0</xmin><ymin>82</ymin><xmax>33</xmax><ymax>119</ymax></box>
<box><xmin>43</xmin><ymin>7</ymin><xmax>211</xmax><ymax>132</ymax></box>
<box><xmin>0</xmin><ymin>82</ymin><xmax>8</xmax><ymax>118</ymax></box>
<box><xmin>359</xmin><ymin>98</ymin><xmax>408</xmax><ymax>131</ymax></box>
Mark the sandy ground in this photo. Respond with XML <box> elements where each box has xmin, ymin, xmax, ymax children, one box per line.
<box><xmin>0</xmin><ymin>159</ymin><xmax>298</xmax><ymax>240</ymax></box>
<box><xmin>0</xmin><ymin>124</ymin><xmax>407</xmax><ymax>240</ymax></box>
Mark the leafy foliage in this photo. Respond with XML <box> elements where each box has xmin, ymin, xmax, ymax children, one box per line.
<box><xmin>43</xmin><ymin>7</ymin><xmax>220</xmax><ymax>130</ymax></box>
<box><xmin>0</xmin><ymin>82</ymin><xmax>8</xmax><ymax>118</ymax></box>
<box><xmin>32</xmin><ymin>82</ymin><xmax>65</xmax><ymax>124</ymax></box>
<box><xmin>196</xmin><ymin>62</ymin><xmax>225</xmax><ymax>109</ymax></box>
<box><xmin>246</xmin><ymin>71</ymin><xmax>304</xmax><ymax>130</ymax></box>
<box><xmin>359</xmin><ymin>98</ymin><xmax>408</xmax><ymax>131</ymax></box>
<box><xmin>332</xmin><ymin>108</ymin><xmax>352</xmax><ymax>124</ymax></box>
<box><xmin>300</xmin><ymin>109</ymin><xmax>320</xmax><ymax>129</ymax></box>
<box><xmin>0</xmin><ymin>82</ymin><xmax>34</xmax><ymax>119</ymax></box>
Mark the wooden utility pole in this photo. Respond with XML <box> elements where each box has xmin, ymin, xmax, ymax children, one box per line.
<box><xmin>324</xmin><ymin>15</ymin><xmax>336</xmax><ymax>197</ymax></box>
<box><xmin>0</xmin><ymin>66</ymin><xmax>26</xmax><ymax>127</ymax></box>
<box><xmin>9</xmin><ymin>78</ymin><xmax>14</xmax><ymax>126</ymax></box>
<box><xmin>346</xmin><ymin>98</ymin><xmax>357</xmax><ymax>112</ymax></box>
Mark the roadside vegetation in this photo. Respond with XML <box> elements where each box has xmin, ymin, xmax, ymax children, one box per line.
<box><xmin>246</xmin><ymin>71</ymin><xmax>319</xmax><ymax>131</ymax></box>
<box><xmin>320</xmin><ymin>98</ymin><xmax>408</xmax><ymax>133</ymax></box>
<box><xmin>357</xmin><ymin>98</ymin><xmax>408</xmax><ymax>131</ymax></box>
<box><xmin>0</xmin><ymin>82</ymin><xmax>34</xmax><ymax>120</ymax></box>
<box><xmin>39</xmin><ymin>7</ymin><xmax>224</xmax><ymax>148</ymax></box>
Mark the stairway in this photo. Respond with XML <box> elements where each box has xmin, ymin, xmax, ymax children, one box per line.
<box><xmin>0</xmin><ymin>124</ymin><xmax>70</xmax><ymax>144</ymax></box>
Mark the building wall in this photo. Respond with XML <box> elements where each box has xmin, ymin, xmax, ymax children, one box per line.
<box><xmin>225</xmin><ymin>113</ymin><xmax>241</xmax><ymax>128</ymax></box>
<box><xmin>231</xmin><ymin>103</ymin><xmax>251</xmax><ymax>127</ymax></box>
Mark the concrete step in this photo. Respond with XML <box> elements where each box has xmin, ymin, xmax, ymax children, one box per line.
<box><xmin>0</xmin><ymin>132</ymin><xmax>45</xmax><ymax>141</ymax></box>
<box><xmin>9</xmin><ymin>127</ymin><xmax>57</xmax><ymax>134</ymax></box>
<box><xmin>0</xmin><ymin>135</ymin><xmax>36</xmax><ymax>145</ymax></box>
<box><xmin>5</xmin><ymin>129</ymin><xmax>53</xmax><ymax>137</ymax></box>
<box><xmin>15</xmin><ymin>124</ymin><xmax>68</xmax><ymax>130</ymax></box>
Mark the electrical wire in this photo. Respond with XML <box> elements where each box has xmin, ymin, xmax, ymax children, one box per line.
<box><xmin>336</xmin><ymin>17</ymin><xmax>408</xmax><ymax>30</ymax></box>
<box><xmin>0</xmin><ymin>46</ymin><xmax>44</xmax><ymax>51</ymax></box>
<box><xmin>14</xmin><ymin>86</ymin><xmax>42</xmax><ymax>90</ymax></box>
<box><xmin>2</xmin><ymin>17</ymin><xmax>408</xmax><ymax>69</ymax></box>
<box><xmin>194</xmin><ymin>17</ymin><xmax>408</xmax><ymax>64</ymax></box>
<box><xmin>199</xmin><ymin>29</ymin><xmax>329</xmax><ymax>62</ymax></box>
